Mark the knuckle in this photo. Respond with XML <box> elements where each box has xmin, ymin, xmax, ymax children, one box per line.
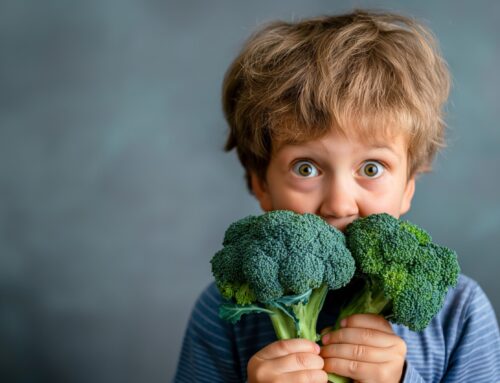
<box><xmin>336</xmin><ymin>330</ymin><xmax>345</xmax><ymax>343</ymax></box>
<box><xmin>276</xmin><ymin>340</ymin><xmax>290</xmax><ymax>354</ymax></box>
<box><xmin>348</xmin><ymin>360</ymin><xmax>360</xmax><ymax>374</ymax></box>
<box><xmin>315</xmin><ymin>355</ymin><xmax>325</xmax><ymax>369</ymax></box>
<box><xmin>253</xmin><ymin>369</ymin><xmax>264</xmax><ymax>383</ymax></box>
<box><xmin>361</xmin><ymin>328</ymin><xmax>373</xmax><ymax>342</ymax></box>
<box><xmin>353</xmin><ymin>344</ymin><xmax>365</xmax><ymax>359</ymax></box>
<box><xmin>399</xmin><ymin>340</ymin><xmax>408</xmax><ymax>356</ymax></box>
<box><xmin>247</xmin><ymin>355</ymin><xmax>259</xmax><ymax>373</ymax></box>
<box><xmin>294</xmin><ymin>353</ymin><xmax>310</xmax><ymax>368</ymax></box>
<box><xmin>248</xmin><ymin>355</ymin><xmax>256</xmax><ymax>369</ymax></box>
<box><xmin>253</xmin><ymin>362</ymin><xmax>268</xmax><ymax>383</ymax></box>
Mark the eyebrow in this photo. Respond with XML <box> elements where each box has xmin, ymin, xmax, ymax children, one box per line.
<box><xmin>279</xmin><ymin>140</ymin><xmax>403</xmax><ymax>159</ymax></box>
<box><xmin>365</xmin><ymin>145</ymin><xmax>402</xmax><ymax>159</ymax></box>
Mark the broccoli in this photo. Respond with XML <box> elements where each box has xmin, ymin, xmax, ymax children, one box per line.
<box><xmin>211</xmin><ymin>210</ymin><xmax>356</xmax><ymax>343</ymax></box>
<box><xmin>332</xmin><ymin>213</ymin><xmax>460</xmax><ymax>332</ymax></box>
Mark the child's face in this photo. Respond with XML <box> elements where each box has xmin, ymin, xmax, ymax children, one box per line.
<box><xmin>251</xmin><ymin>129</ymin><xmax>416</xmax><ymax>232</ymax></box>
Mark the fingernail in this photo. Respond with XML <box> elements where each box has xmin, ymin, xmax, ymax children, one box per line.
<box><xmin>321</xmin><ymin>334</ymin><xmax>329</xmax><ymax>344</ymax></box>
<box><xmin>340</xmin><ymin>319</ymin><xmax>347</xmax><ymax>327</ymax></box>
<box><xmin>315</xmin><ymin>343</ymin><xmax>321</xmax><ymax>353</ymax></box>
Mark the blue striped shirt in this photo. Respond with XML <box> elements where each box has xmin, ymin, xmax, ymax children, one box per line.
<box><xmin>173</xmin><ymin>275</ymin><xmax>500</xmax><ymax>382</ymax></box>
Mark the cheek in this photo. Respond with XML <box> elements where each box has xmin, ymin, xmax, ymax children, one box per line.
<box><xmin>359</xmin><ymin>186</ymin><xmax>405</xmax><ymax>218</ymax></box>
<box><xmin>269</xmin><ymin>186</ymin><xmax>318</xmax><ymax>214</ymax></box>
<box><xmin>360</xmin><ymin>202</ymin><xmax>402</xmax><ymax>219</ymax></box>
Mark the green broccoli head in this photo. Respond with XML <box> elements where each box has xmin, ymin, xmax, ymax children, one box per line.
<box><xmin>345</xmin><ymin>213</ymin><xmax>460</xmax><ymax>331</ymax></box>
<box><xmin>211</xmin><ymin>210</ymin><xmax>355</xmax><ymax>305</ymax></box>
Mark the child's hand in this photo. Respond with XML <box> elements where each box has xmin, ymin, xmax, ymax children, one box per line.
<box><xmin>321</xmin><ymin>314</ymin><xmax>406</xmax><ymax>383</ymax></box>
<box><xmin>248</xmin><ymin>338</ymin><xmax>328</xmax><ymax>383</ymax></box>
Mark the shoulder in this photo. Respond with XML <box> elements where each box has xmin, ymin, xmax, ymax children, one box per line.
<box><xmin>191</xmin><ymin>281</ymin><xmax>226</xmax><ymax>319</ymax></box>
<box><xmin>440</xmin><ymin>274</ymin><xmax>500</xmax><ymax>361</ymax></box>
<box><xmin>437</xmin><ymin>274</ymin><xmax>498</xmax><ymax>333</ymax></box>
<box><xmin>442</xmin><ymin>274</ymin><xmax>479</xmax><ymax>309</ymax></box>
<box><xmin>186</xmin><ymin>282</ymin><xmax>234</xmax><ymax>341</ymax></box>
<box><xmin>399</xmin><ymin>274</ymin><xmax>493</xmax><ymax>339</ymax></box>
<box><xmin>441</xmin><ymin>274</ymin><xmax>495</xmax><ymax>323</ymax></box>
<box><xmin>195</xmin><ymin>281</ymin><xmax>224</xmax><ymax>311</ymax></box>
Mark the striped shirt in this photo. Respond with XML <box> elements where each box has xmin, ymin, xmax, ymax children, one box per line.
<box><xmin>173</xmin><ymin>275</ymin><xmax>500</xmax><ymax>382</ymax></box>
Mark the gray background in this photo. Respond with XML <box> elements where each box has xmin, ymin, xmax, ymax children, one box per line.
<box><xmin>1</xmin><ymin>0</ymin><xmax>499</xmax><ymax>382</ymax></box>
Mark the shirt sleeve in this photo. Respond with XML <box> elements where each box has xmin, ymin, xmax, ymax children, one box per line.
<box><xmin>442</xmin><ymin>282</ymin><xmax>500</xmax><ymax>382</ymax></box>
<box><xmin>173</xmin><ymin>285</ymin><xmax>243</xmax><ymax>383</ymax></box>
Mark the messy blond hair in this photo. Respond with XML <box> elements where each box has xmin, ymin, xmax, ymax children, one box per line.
<box><xmin>222</xmin><ymin>10</ymin><xmax>451</xmax><ymax>190</ymax></box>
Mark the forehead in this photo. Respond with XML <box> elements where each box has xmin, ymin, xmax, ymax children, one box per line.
<box><xmin>273</xmin><ymin>121</ymin><xmax>410</xmax><ymax>155</ymax></box>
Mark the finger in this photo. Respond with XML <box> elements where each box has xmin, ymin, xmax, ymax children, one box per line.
<box><xmin>272</xmin><ymin>352</ymin><xmax>324</xmax><ymax>373</ymax></box>
<box><xmin>321</xmin><ymin>343</ymin><xmax>393</xmax><ymax>363</ymax></box>
<box><xmin>340</xmin><ymin>314</ymin><xmax>394</xmax><ymax>334</ymax></box>
<box><xmin>322</xmin><ymin>358</ymin><xmax>385</xmax><ymax>381</ymax></box>
<box><xmin>282</xmin><ymin>369</ymin><xmax>329</xmax><ymax>383</ymax></box>
<box><xmin>322</xmin><ymin>327</ymin><xmax>399</xmax><ymax>348</ymax></box>
<box><xmin>256</xmin><ymin>339</ymin><xmax>320</xmax><ymax>360</ymax></box>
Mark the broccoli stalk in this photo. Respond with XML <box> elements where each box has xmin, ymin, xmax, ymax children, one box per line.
<box><xmin>330</xmin><ymin>280</ymin><xmax>391</xmax><ymax>331</ymax></box>
<box><xmin>268</xmin><ymin>283</ymin><xmax>328</xmax><ymax>342</ymax></box>
<box><xmin>267</xmin><ymin>305</ymin><xmax>297</xmax><ymax>340</ymax></box>
<box><xmin>218</xmin><ymin>287</ymin><xmax>328</xmax><ymax>341</ymax></box>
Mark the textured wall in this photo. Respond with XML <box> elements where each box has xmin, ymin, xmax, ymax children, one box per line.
<box><xmin>1</xmin><ymin>1</ymin><xmax>499</xmax><ymax>382</ymax></box>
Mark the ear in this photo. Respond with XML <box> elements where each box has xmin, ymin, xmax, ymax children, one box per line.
<box><xmin>400</xmin><ymin>177</ymin><xmax>416</xmax><ymax>215</ymax></box>
<box><xmin>250</xmin><ymin>172</ymin><xmax>273</xmax><ymax>212</ymax></box>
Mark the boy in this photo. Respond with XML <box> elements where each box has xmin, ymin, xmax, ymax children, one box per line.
<box><xmin>174</xmin><ymin>10</ymin><xmax>500</xmax><ymax>382</ymax></box>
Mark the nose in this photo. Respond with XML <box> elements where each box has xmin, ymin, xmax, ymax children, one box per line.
<box><xmin>319</xmin><ymin>175</ymin><xmax>359</xmax><ymax>228</ymax></box>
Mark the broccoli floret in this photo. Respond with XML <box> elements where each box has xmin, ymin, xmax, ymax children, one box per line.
<box><xmin>337</xmin><ymin>213</ymin><xmax>460</xmax><ymax>332</ymax></box>
<box><xmin>211</xmin><ymin>210</ymin><xmax>356</xmax><ymax>344</ymax></box>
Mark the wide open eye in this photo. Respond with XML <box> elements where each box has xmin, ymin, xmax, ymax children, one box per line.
<box><xmin>360</xmin><ymin>161</ymin><xmax>384</xmax><ymax>179</ymax></box>
<box><xmin>292</xmin><ymin>160</ymin><xmax>319</xmax><ymax>178</ymax></box>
